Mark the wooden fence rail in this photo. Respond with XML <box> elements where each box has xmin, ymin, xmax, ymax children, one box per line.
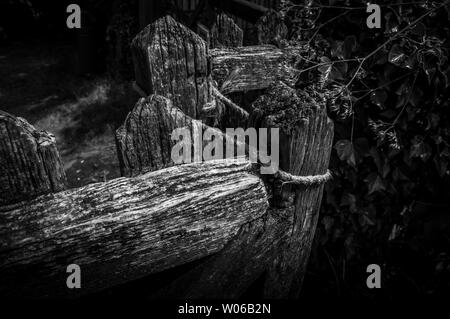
<box><xmin>0</xmin><ymin>159</ymin><xmax>267</xmax><ymax>297</ymax></box>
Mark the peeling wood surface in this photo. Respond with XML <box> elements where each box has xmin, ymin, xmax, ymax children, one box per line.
<box><xmin>0</xmin><ymin>159</ymin><xmax>269</xmax><ymax>298</ymax></box>
<box><xmin>131</xmin><ymin>15</ymin><xmax>212</xmax><ymax>118</ymax></box>
<box><xmin>0</xmin><ymin>110</ymin><xmax>66</xmax><ymax>206</ymax></box>
<box><xmin>210</xmin><ymin>45</ymin><xmax>297</xmax><ymax>94</ymax></box>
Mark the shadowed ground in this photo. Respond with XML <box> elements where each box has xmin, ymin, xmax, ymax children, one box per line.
<box><xmin>0</xmin><ymin>42</ymin><xmax>139</xmax><ymax>188</ymax></box>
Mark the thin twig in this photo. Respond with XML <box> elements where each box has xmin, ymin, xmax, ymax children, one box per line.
<box><xmin>343</xmin><ymin>1</ymin><xmax>449</xmax><ymax>89</ymax></box>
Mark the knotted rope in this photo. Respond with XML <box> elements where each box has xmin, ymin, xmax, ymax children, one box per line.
<box><xmin>273</xmin><ymin>169</ymin><xmax>332</xmax><ymax>187</ymax></box>
<box><xmin>246</xmin><ymin>162</ymin><xmax>332</xmax><ymax>187</ymax></box>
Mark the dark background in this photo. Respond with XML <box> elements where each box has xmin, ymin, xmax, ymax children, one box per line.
<box><xmin>0</xmin><ymin>0</ymin><xmax>449</xmax><ymax>300</ymax></box>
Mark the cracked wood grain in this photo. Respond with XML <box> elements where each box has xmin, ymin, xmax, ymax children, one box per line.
<box><xmin>0</xmin><ymin>159</ymin><xmax>268</xmax><ymax>298</ymax></box>
<box><xmin>210</xmin><ymin>45</ymin><xmax>299</xmax><ymax>95</ymax></box>
<box><xmin>0</xmin><ymin>110</ymin><xmax>66</xmax><ymax>206</ymax></box>
<box><xmin>131</xmin><ymin>15</ymin><xmax>212</xmax><ymax>119</ymax></box>
<box><xmin>249</xmin><ymin>83</ymin><xmax>334</xmax><ymax>298</ymax></box>
<box><xmin>115</xmin><ymin>94</ymin><xmax>250</xmax><ymax>177</ymax></box>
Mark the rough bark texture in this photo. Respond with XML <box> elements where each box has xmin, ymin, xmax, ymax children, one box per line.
<box><xmin>210</xmin><ymin>13</ymin><xmax>243</xmax><ymax>48</ymax></box>
<box><xmin>116</xmin><ymin>94</ymin><xmax>251</xmax><ymax>177</ymax></box>
<box><xmin>0</xmin><ymin>159</ymin><xmax>269</xmax><ymax>298</ymax></box>
<box><xmin>116</xmin><ymin>95</ymin><xmax>228</xmax><ymax>177</ymax></box>
<box><xmin>131</xmin><ymin>15</ymin><xmax>212</xmax><ymax>118</ymax></box>
<box><xmin>250</xmin><ymin>83</ymin><xmax>334</xmax><ymax>298</ymax></box>
<box><xmin>0</xmin><ymin>110</ymin><xmax>66</xmax><ymax>206</ymax></box>
<box><xmin>115</xmin><ymin>95</ymin><xmax>183</xmax><ymax>177</ymax></box>
<box><xmin>256</xmin><ymin>9</ymin><xmax>288</xmax><ymax>47</ymax></box>
<box><xmin>210</xmin><ymin>45</ymin><xmax>297</xmax><ymax>94</ymax></box>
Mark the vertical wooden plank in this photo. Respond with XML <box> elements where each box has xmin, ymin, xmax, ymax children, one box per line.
<box><xmin>0</xmin><ymin>111</ymin><xmax>66</xmax><ymax>207</ymax></box>
<box><xmin>250</xmin><ymin>83</ymin><xmax>334</xmax><ymax>298</ymax></box>
<box><xmin>131</xmin><ymin>15</ymin><xmax>212</xmax><ymax>119</ymax></box>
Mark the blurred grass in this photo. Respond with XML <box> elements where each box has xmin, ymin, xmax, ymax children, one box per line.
<box><xmin>0</xmin><ymin>42</ymin><xmax>139</xmax><ymax>188</ymax></box>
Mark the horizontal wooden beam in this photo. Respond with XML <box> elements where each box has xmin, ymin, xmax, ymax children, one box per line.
<box><xmin>211</xmin><ymin>45</ymin><xmax>298</xmax><ymax>94</ymax></box>
<box><xmin>0</xmin><ymin>159</ymin><xmax>268</xmax><ymax>298</ymax></box>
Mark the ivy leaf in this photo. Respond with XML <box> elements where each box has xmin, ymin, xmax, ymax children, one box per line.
<box><xmin>335</xmin><ymin>139</ymin><xmax>356</xmax><ymax>167</ymax></box>
<box><xmin>366</xmin><ymin>173</ymin><xmax>386</xmax><ymax>194</ymax></box>
<box><xmin>385</xmin><ymin>11</ymin><xmax>399</xmax><ymax>34</ymax></box>
<box><xmin>333</xmin><ymin>61</ymin><xmax>348</xmax><ymax>79</ymax></box>
<box><xmin>341</xmin><ymin>192</ymin><xmax>357</xmax><ymax>213</ymax></box>
<box><xmin>343</xmin><ymin>35</ymin><xmax>358</xmax><ymax>58</ymax></box>
<box><xmin>331</xmin><ymin>41</ymin><xmax>344</xmax><ymax>59</ymax></box>
<box><xmin>318</xmin><ymin>56</ymin><xmax>331</xmax><ymax>73</ymax></box>
<box><xmin>370</xmin><ymin>90</ymin><xmax>388</xmax><ymax>108</ymax></box>
<box><xmin>374</xmin><ymin>47</ymin><xmax>389</xmax><ymax>65</ymax></box>
<box><xmin>434</xmin><ymin>157</ymin><xmax>448</xmax><ymax>178</ymax></box>
<box><xmin>359</xmin><ymin>212</ymin><xmax>376</xmax><ymax>227</ymax></box>
<box><xmin>388</xmin><ymin>224</ymin><xmax>403</xmax><ymax>241</ymax></box>
<box><xmin>411</xmin><ymin>22</ymin><xmax>426</xmax><ymax>39</ymax></box>
<box><xmin>410</xmin><ymin>136</ymin><xmax>432</xmax><ymax>162</ymax></box>
<box><xmin>354</xmin><ymin>137</ymin><xmax>370</xmax><ymax>157</ymax></box>
<box><xmin>322</xmin><ymin>216</ymin><xmax>334</xmax><ymax>232</ymax></box>
<box><xmin>388</xmin><ymin>44</ymin><xmax>407</xmax><ymax>66</ymax></box>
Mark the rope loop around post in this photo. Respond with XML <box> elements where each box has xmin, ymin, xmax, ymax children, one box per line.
<box><xmin>273</xmin><ymin>169</ymin><xmax>332</xmax><ymax>187</ymax></box>
<box><xmin>245</xmin><ymin>162</ymin><xmax>332</xmax><ymax>187</ymax></box>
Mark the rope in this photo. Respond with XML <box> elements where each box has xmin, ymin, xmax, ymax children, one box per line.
<box><xmin>274</xmin><ymin>169</ymin><xmax>332</xmax><ymax>187</ymax></box>
<box><xmin>246</xmin><ymin>162</ymin><xmax>332</xmax><ymax>187</ymax></box>
<box><xmin>211</xmin><ymin>86</ymin><xmax>249</xmax><ymax>120</ymax></box>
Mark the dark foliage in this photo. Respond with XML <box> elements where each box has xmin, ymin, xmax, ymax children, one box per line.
<box><xmin>283</xmin><ymin>0</ymin><xmax>450</xmax><ymax>298</ymax></box>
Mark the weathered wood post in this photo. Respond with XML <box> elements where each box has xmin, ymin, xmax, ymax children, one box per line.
<box><xmin>131</xmin><ymin>15</ymin><xmax>212</xmax><ymax>119</ymax></box>
<box><xmin>0</xmin><ymin>111</ymin><xmax>66</xmax><ymax>207</ymax></box>
<box><xmin>123</xmin><ymin>14</ymin><xmax>334</xmax><ymax>298</ymax></box>
<box><xmin>130</xmin><ymin>15</ymin><xmax>249</xmax><ymax>129</ymax></box>
<box><xmin>250</xmin><ymin>83</ymin><xmax>334</xmax><ymax>298</ymax></box>
<box><xmin>153</xmin><ymin>83</ymin><xmax>333</xmax><ymax>299</ymax></box>
<box><xmin>115</xmin><ymin>94</ymin><xmax>250</xmax><ymax>177</ymax></box>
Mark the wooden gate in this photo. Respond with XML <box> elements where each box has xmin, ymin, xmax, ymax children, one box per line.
<box><xmin>0</xmin><ymin>11</ymin><xmax>333</xmax><ymax>299</ymax></box>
